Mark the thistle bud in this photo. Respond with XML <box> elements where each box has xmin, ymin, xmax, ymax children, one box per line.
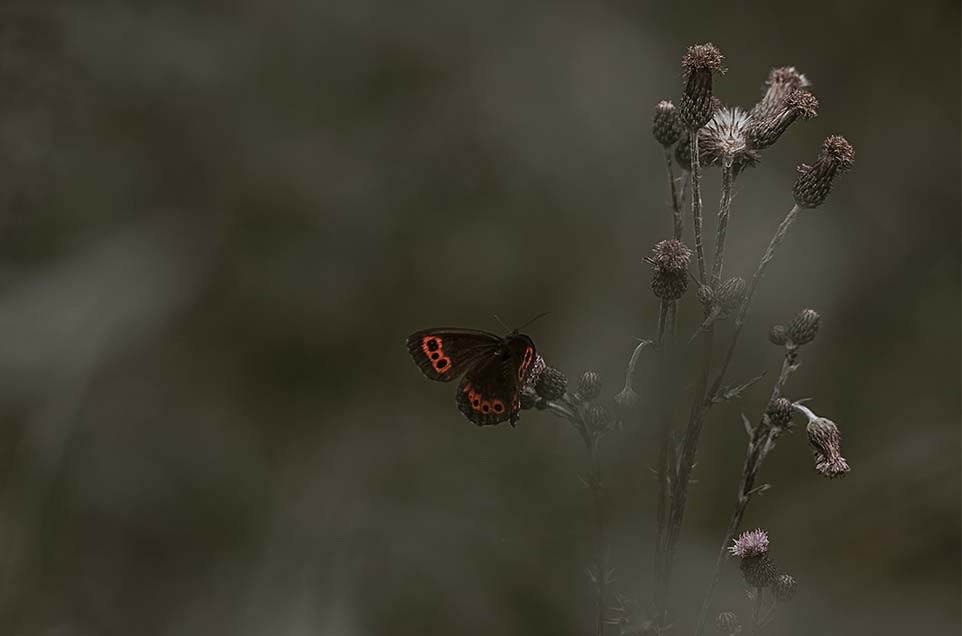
<box><xmin>649</xmin><ymin>239</ymin><xmax>692</xmax><ymax>300</ymax></box>
<box><xmin>520</xmin><ymin>392</ymin><xmax>538</xmax><ymax>410</ymax></box>
<box><xmin>652</xmin><ymin>100</ymin><xmax>682</xmax><ymax>147</ymax></box>
<box><xmin>716</xmin><ymin>277</ymin><xmax>746</xmax><ymax>313</ymax></box>
<box><xmin>793</xmin><ymin>135</ymin><xmax>855</xmax><ymax>208</ymax></box>
<box><xmin>535</xmin><ymin>367</ymin><xmax>567</xmax><ymax>401</ymax></box>
<box><xmin>773</xmin><ymin>574</ymin><xmax>798</xmax><ymax>602</ymax></box>
<box><xmin>806</xmin><ymin>417</ymin><xmax>850</xmax><ymax>478</ymax></box>
<box><xmin>766</xmin><ymin>397</ymin><xmax>794</xmax><ymax>429</ymax></box>
<box><xmin>740</xmin><ymin>554</ymin><xmax>777</xmax><ymax>588</ymax></box>
<box><xmin>715</xmin><ymin>611</ymin><xmax>741</xmax><ymax>635</ymax></box>
<box><xmin>652</xmin><ymin>270</ymin><xmax>689</xmax><ymax>300</ymax></box>
<box><xmin>768</xmin><ymin>324</ymin><xmax>788</xmax><ymax>346</ymax></box>
<box><xmin>584</xmin><ymin>403</ymin><xmax>611</xmax><ymax>434</ymax></box>
<box><xmin>680</xmin><ymin>43</ymin><xmax>725</xmax><ymax>129</ymax></box>
<box><xmin>788</xmin><ymin>308</ymin><xmax>820</xmax><ymax>345</ymax></box>
<box><xmin>747</xmin><ymin>89</ymin><xmax>818</xmax><ymax>150</ymax></box>
<box><xmin>578</xmin><ymin>371</ymin><xmax>603</xmax><ymax>401</ymax></box>
<box><xmin>696</xmin><ymin>284</ymin><xmax>715</xmax><ymax>307</ymax></box>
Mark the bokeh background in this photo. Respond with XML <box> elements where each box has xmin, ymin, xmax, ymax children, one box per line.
<box><xmin>0</xmin><ymin>1</ymin><xmax>958</xmax><ymax>635</ymax></box>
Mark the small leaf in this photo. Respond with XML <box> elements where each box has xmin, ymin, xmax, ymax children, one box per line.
<box><xmin>742</xmin><ymin>413</ymin><xmax>754</xmax><ymax>438</ymax></box>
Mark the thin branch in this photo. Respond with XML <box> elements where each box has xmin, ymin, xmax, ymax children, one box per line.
<box><xmin>689</xmin><ymin>131</ymin><xmax>707</xmax><ymax>282</ymax></box>
<box><xmin>664</xmin><ymin>147</ymin><xmax>684</xmax><ymax>240</ymax></box>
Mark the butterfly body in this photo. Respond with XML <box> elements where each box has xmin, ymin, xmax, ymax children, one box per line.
<box><xmin>406</xmin><ymin>328</ymin><xmax>538</xmax><ymax>426</ymax></box>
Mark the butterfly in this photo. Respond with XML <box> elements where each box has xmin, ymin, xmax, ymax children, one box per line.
<box><xmin>405</xmin><ymin>322</ymin><xmax>543</xmax><ymax>427</ymax></box>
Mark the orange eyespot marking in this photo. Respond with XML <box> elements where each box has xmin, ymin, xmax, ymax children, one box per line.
<box><xmin>434</xmin><ymin>357</ymin><xmax>450</xmax><ymax>372</ymax></box>
<box><xmin>480</xmin><ymin>400</ymin><xmax>491</xmax><ymax>413</ymax></box>
<box><xmin>492</xmin><ymin>401</ymin><xmax>505</xmax><ymax>413</ymax></box>
<box><xmin>422</xmin><ymin>336</ymin><xmax>444</xmax><ymax>358</ymax></box>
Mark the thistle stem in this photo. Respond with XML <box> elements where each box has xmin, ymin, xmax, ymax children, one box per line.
<box><xmin>689</xmin><ymin>131</ymin><xmax>707</xmax><ymax>282</ymax></box>
<box><xmin>664</xmin><ymin>146</ymin><xmax>684</xmax><ymax>240</ymax></box>
<box><xmin>589</xmin><ymin>437</ymin><xmax>608</xmax><ymax>636</ymax></box>
<box><xmin>710</xmin><ymin>158</ymin><xmax>736</xmax><ymax>287</ymax></box>
<box><xmin>709</xmin><ymin>204</ymin><xmax>802</xmax><ymax>399</ymax></box>
<box><xmin>694</xmin><ymin>352</ymin><xmax>799</xmax><ymax>636</ymax></box>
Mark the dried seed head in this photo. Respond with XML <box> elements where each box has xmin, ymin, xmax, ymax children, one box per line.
<box><xmin>751</xmin><ymin>66</ymin><xmax>811</xmax><ymax>122</ymax></box>
<box><xmin>715</xmin><ymin>611</ymin><xmax>742</xmax><ymax>635</ymax></box>
<box><xmin>578</xmin><ymin>370</ymin><xmax>603</xmax><ymax>401</ymax></box>
<box><xmin>788</xmin><ymin>308</ymin><xmax>820</xmax><ymax>345</ymax></box>
<box><xmin>650</xmin><ymin>239</ymin><xmax>692</xmax><ymax>272</ymax></box>
<box><xmin>680</xmin><ymin>43</ymin><xmax>724</xmax><ymax>129</ymax></box>
<box><xmin>793</xmin><ymin>135</ymin><xmax>855</xmax><ymax>208</ymax></box>
<box><xmin>806</xmin><ymin>417</ymin><xmax>851</xmax><ymax>478</ymax></box>
<box><xmin>697</xmin><ymin>284</ymin><xmax>715</xmax><ymax>307</ymax></box>
<box><xmin>740</xmin><ymin>554</ymin><xmax>777</xmax><ymax>588</ymax></box>
<box><xmin>729</xmin><ymin>528</ymin><xmax>769</xmax><ymax>558</ymax></box>
<box><xmin>773</xmin><ymin>574</ymin><xmax>798</xmax><ymax>602</ymax></box>
<box><xmin>747</xmin><ymin>90</ymin><xmax>819</xmax><ymax>150</ymax></box>
<box><xmin>535</xmin><ymin>366</ymin><xmax>567</xmax><ymax>401</ymax></box>
<box><xmin>700</xmin><ymin>107</ymin><xmax>760</xmax><ymax>172</ymax></box>
<box><xmin>766</xmin><ymin>397</ymin><xmax>794</xmax><ymax>429</ymax></box>
<box><xmin>716</xmin><ymin>276</ymin><xmax>747</xmax><ymax>312</ymax></box>
<box><xmin>652</xmin><ymin>270</ymin><xmax>689</xmax><ymax>300</ymax></box>
<box><xmin>652</xmin><ymin>100</ymin><xmax>682</xmax><ymax>147</ymax></box>
<box><xmin>584</xmin><ymin>403</ymin><xmax>611</xmax><ymax>433</ymax></box>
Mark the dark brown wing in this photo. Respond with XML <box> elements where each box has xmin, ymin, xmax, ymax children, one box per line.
<box><xmin>406</xmin><ymin>328</ymin><xmax>500</xmax><ymax>382</ymax></box>
<box><xmin>456</xmin><ymin>334</ymin><xmax>536</xmax><ymax>426</ymax></box>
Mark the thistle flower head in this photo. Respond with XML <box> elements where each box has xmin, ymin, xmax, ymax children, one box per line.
<box><xmin>768</xmin><ymin>324</ymin><xmax>788</xmax><ymax>346</ymax></box>
<box><xmin>794</xmin><ymin>135</ymin><xmax>855</xmax><ymax>208</ymax></box>
<box><xmin>788</xmin><ymin>308</ymin><xmax>820</xmax><ymax>345</ymax></box>
<box><xmin>766</xmin><ymin>397</ymin><xmax>794</xmax><ymax>429</ymax></box>
<box><xmin>613</xmin><ymin>386</ymin><xmax>639</xmax><ymax>412</ymax></box>
<box><xmin>680</xmin><ymin>43</ymin><xmax>724</xmax><ymax>129</ymax></box>
<box><xmin>716</xmin><ymin>276</ymin><xmax>747</xmax><ymax>312</ymax></box>
<box><xmin>729</xmin><ymin>528</ymin><xmax>769</xmax><ymax>558</ymax></box>
<box><xmin>700</xmin><ymin>107</ymin><xmax>760</xmax><ymax>172</ymax></box>
<box><xmin>650</xmin><ymin>239</ymin><xmax>692</xmax><ymax>272</ymax></box>
<box><xmin>535</xmin><ymin>365</ymin><xmax>567</xmax><ymax>401</ymax></box>
<box><xmin>652</xmin><ymin>100</ymin><xmax>682</xmax><ymax>147</ymax></box>
<box><xmin>806</xmin><ymin>416</ymin><xmax>851</xmax><ymax>478</ymax></box>
<box><xmin>522</xmin><ymin>354</ymin><xmax>547</xmax><ymax>392</ymax></box>
<box><xmin>682</xmin><ymin>43</ymin><xmax>725</xmax><ymax>74</ymax></box>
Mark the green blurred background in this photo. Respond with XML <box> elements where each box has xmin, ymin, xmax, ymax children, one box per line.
<box><xmin>0</xmin><ymin>1</ymin><xmax>958</xmax><ymax>634</ymax></box>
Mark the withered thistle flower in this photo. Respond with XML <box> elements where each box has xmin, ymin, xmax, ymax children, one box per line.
<box><xmin>577</xmin><ymin>370</ymin><xmax>603</xmax><ymax>401</ymax></box>
<box><xmin>730</xmin><ymin>530</ymin><xmax>777</xmax><ymax>590</ymax></box>
<box><xmin>750</xmin><ymin>66</ymin><xmax>811</xmax><ymax>122</ymax></box>
<box><xmin>788</xmin><ymin>308</ymin><xmax>820</xmax><ymax>345</ymax></box>
<box><xmin>715</xmin><ymin>611</ymin><xmax>742</xmax><ymax>635</ymax></box>
<box><xmin>794</xmin><ymin>135</ymin><xmax>855</xmax><ymax>208</ymax></box>
<box><xmin>649</xmin><ymin>239</ymin><xmax>692</xmax><ymax>300</ymax></box>
<box><xmin>613</xmin><ymin>386</ymin><xmax>639</xmax><ymax>412</ymax></box>
<box><xmin>680</xmin><ymin>43</ymin><xmax>725</xmax><ymax>129</ymax></box>
<box><xmin>773</xmin><ymin>574</ymin><xmax>798</xmax><ymax>602</ymax></box>
<box><xmin>700</xmin><ymin>107</ymin><xmax>759</xmax><ymax>173</ymax></box>
<box><xmin>747</xmin><ymin>89</ymin><xmax>819</xmax><ymax>150</ymax></box>
<box><xmin>652</xmin><ymin>100</ymin><xmax>682</xmax><ymax>147</ymax></box>
<box><xmin>806</xmin><ymin>416</ymin><xmax>851</xmax><ymax>478</ymax></box>
<box><xmin>522</xmin><ymin>354</ymin><xmax>547</xmax><ymax>392</ymax></box>
<box><xmin>535</xmin><ymin>366</ymin><xmax>567</xmax><ymax>401</ymax></box>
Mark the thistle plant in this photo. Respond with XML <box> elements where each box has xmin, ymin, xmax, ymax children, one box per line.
<box><xmin>487</xmin><ymin>42</ymin><xmax>855</xmax><ymax>635</ymax></box>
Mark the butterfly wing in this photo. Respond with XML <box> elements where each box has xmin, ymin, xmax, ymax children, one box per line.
<box><xmin>456</xmin><ymin>335</ymin><xmax>536</xmax><ymax>426</ymax></box>
<box><xmin>406</xmin><ymin>328</ymin><xmax>501</xmax><ymax>382</ymax></box>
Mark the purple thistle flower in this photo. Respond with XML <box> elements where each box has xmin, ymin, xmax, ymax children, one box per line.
<box><xmin>729</xmin><ymin>528</ymin><xmax>769</xmax><ymax>558</ymax></box>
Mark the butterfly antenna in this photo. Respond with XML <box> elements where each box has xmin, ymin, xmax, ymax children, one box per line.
<box><xmin>493</xmin><ymin>314</ymin><xmax>511</xmax><ymax>332</ymax></box>
<box><xmin>517</xmin><ymin>311</ymin><xmax>550</xmax><ymax>332</ymax></box>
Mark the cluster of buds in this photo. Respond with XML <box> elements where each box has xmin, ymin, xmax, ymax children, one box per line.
<box><xmin>770</xmin><ymin>308</ymin><xmax>821</xmax><ymax>361</ymax></box>
<box><xmin>729</xmin><ymin>529</ymin><xmax>797</xmax><ymax>600</ymax></box>
<box><xmin>648</xmin><ymin>238</ymin><xmax>692</xmax><ymax>300</ymax></box>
